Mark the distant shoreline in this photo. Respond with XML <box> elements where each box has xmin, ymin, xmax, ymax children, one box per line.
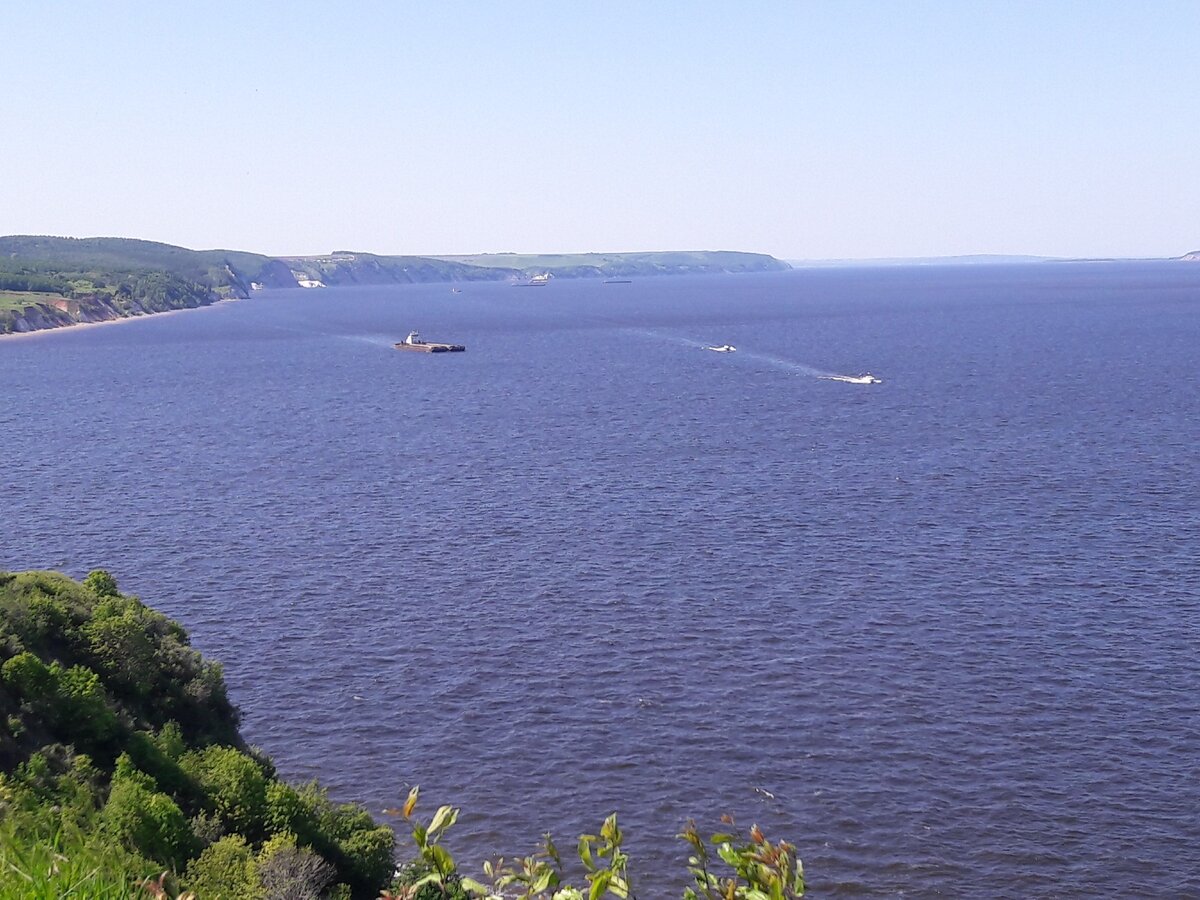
<box><xmin>0</xmin><ymin>297</ymin><xmax>236</xmax><ymax>342</ymax></box>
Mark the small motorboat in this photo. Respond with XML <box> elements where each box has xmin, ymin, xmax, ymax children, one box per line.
<box><xmin>705</xmin><ymin>344</ymin><xmax>737</xmax><ymax>353</ymax></box>
<box><xmin>821</xmin><ymin>373</ymin><xmax>882</xmax><ymax>384</ymax></box>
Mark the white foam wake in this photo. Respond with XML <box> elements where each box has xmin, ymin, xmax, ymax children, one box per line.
<box><xmin>606</xmin><ymin>324</ymin><xmax>882</xmax><ymax>383</ymax></box>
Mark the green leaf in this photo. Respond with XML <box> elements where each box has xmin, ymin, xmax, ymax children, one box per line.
<box><xmin>430</xmin><ymin>842</ymin><xmax>455</xmax><ymax>874</ymax></box>
<box><xmin>589</xmin><ymin>870</ymin><xmax>612</xmax><ymax>900</ymax></box>
<box><xmin>460</xmin><ymin>876</ymin><xmax>491</xmax><ymax>896</ymax></box>
<box><xmin>600</xmin><ymin>814</ymin><xmax>620</xmax><ymax>845</ymax></box>
<box><xmin>578</xmin><ymin>835</ymin><xmax>597</xmax><ymax>872</ymax></box>
<box><xmin>545</xmin><ymin>832</ymin><xmax>562</xmax><ymax>866</ymax></box>
<box><xmin>412</xmin><ymin>871</ymin><xmax>440</xmax><ymax>888</ymax></box>
<box><xmin>428</xmin><ymin>803</ymin><xmax>459</xmax><ymax>839</ymax></box>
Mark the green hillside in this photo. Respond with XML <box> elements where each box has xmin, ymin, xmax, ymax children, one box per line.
<box><xmin>0</xmin><ymin>570</ymin><xmax>395</xmax><ymax>898</ymax></box>
<box><xmin>0</xmin><ymin>235</ymin><xmax>300</xmax><ymax>334</ymax></box>
<box><xmin>279</xmin><ymin>251</ymin><xmax>514</xmax><ymax>286</ymax></box>
<box><xmin>0</xmin><ymin>235</ymin><xmax>298</xmax><ymax>295</ymax></box>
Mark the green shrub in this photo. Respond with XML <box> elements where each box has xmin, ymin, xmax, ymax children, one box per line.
<box><xmin>2</xmin><ymin>652</ymin><xmax>119</xmax><ymax>751</ymax></box>
<box><xmin>338</xmin><ymin>825</ymin><xmax>396</xmax><ymax>893</ymax></box>
<box><xmin>264</xmin><ymin>780</ymin><xmax>305</xmax><ymax>834</ymax></box>
<box><xmin>83</xmin><ymin>570</ymin><xmax>120</xmax><ymax>599</ymax></box>
<box><xmin>184</xmin><ymin>834</ymin><xmax>260</xmax><ymax>900</ymax></box>
<box><xmin>180</xmin><ymin>745</ymin><xmax>269</xmax><ymax>838</ymax></box>
<box><xmin>101</xmin><ymin>756</ymin><xmax>195</xmax><ymax>868</ymax></box>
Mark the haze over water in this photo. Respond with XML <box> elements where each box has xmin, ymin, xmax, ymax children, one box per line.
<box><xmin>2</xmin><ymin>263</ymin><xmax>1198</xmax><ymax>896</ymax></box>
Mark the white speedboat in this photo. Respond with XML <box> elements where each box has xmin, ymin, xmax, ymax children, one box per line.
<box><xmin>821</xmin><ymin>373</ymin><xmax>882</xmax><ymax>384</ymax></box>
<box><xmin>705</xmin><ymin>344</ymin><xmax>737</xmax><ymax>352</ymax></box>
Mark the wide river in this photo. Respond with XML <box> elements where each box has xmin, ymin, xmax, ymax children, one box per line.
<box><xmin>2</xmin><ymin>263</ymin><xmax>1198</xmax><ymax>897</ymax></box>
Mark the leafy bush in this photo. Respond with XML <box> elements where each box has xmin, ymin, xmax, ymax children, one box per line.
<box><xmin>388</xmin><ymin>789</ymin><xmax>804</xmax><ymax>900</ymax></box>
<box><xmin>184</xmin><ymin>834</ymin><xmax>259</xmax><ymax>899</ymax></box>
<box><xmin>102</xmin><ymin>756</ymin><xmax>196</xmax><ymax>869</ymax></box>
<box><xmin>180</xmin><ymin>745</ymin><xmax>270</xmax><ymax>838</ymax></box>
<box><xmin>1</xmin><ymin>652</ymin><xmax>119</xmax><ymax>752</ymax></box>
<box><xmin>1</xmin><ymin>571</ymin><xmax>394</xmax><ymax>898</ymax></box>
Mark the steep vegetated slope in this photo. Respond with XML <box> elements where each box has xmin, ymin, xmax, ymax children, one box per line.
<box><xmin>0</xmin><ymin>570</ymin><xmax>395</xmax><ymax>899</ymax></box>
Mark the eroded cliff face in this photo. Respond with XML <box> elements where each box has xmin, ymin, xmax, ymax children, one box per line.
<box><xmin>0</xmin><ymin>293</ymin><xmax>212</xmax><ymax>335</ymax></box>
<box><xmin>1</xmin><ymin>304</ymin><xmax>73</xmax><ymax>333</ymax></box>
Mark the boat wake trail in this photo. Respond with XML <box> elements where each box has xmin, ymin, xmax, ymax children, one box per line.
<box><xmin>734</xmin><ymin>351</ymin><xmax>832</xmax><ymax>378</ymax></box>
<box><xmin>338</xmin><ymin>334</ymin><xmax>400</xmax><ymax>348</ymax></box>
<box><xmin>618</xmin><ymin>326</ymin><xmax>711</xmax><ymax>350</ymax></box>
<box><xmin>608</xmin><ymin>324</ymin><xmax>881</xmax><ymax>382</ymax></box>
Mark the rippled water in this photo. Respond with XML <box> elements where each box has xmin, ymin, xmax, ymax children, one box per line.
<box><xmin>2</xmin><ymin>264</ymin><xmax>1199</xmax><ymax>897</ymax></box>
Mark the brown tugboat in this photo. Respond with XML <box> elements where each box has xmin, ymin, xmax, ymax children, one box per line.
<box><xmin>394</xmin><ymin>331</ymin><xmax>465</xmax><ymax>353</ymax></box>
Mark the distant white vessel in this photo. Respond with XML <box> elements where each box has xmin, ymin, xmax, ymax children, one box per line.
<box><xmin>821</xmin><ymin>373</ymin><xmax>882</xmax><ymax>384</ymax></box>
<box><xmin>705</xmin><ymin>344</ymin><xmax>737</xmax><ymax>353</ymax></box>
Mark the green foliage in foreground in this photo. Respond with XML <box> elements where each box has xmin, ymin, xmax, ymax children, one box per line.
<box><xmin>1</xmin><ymin>571</ymin><xmax>806</xmax><ymax>899</ymax></box>
<box><xmin>388</xmin><ymin>788</ymin><xmax>803</xmax><ymax>900</ymax></box>
<box><xmin>0</xmin><ymin>570</ymin><xmax>393</xmax><ymax>898</ymax></box>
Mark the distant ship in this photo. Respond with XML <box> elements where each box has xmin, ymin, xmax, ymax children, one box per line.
<box><xmin>705</xmin><ymin>344</ymin><xmax>737</xmax><ymax>353</ymax></box>
<box><xmin>820</xmin><ymin>373</ymin><xmax>882</xmax><ymax>384</ymax></box>
<box><xmin>514</xmin><ymin>272</ymin><xmax>551</xmax><ymax>287</ymax></box>
<box><xmin>394</xmin><ymin>330</ymin><xmax>465</xmax><ymax>353</ymax></box>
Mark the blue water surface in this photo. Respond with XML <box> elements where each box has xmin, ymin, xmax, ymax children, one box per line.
<box><xmin>2</xmin><ymin>263</ymin><xmax>1198</xmax><ymax>897</ymax></box>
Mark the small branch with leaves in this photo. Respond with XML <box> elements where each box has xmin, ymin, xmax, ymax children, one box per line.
<box><xmin>385</xmin><ymin>788</ymin><xmax>803</xmax><ymax>900</ymax></box>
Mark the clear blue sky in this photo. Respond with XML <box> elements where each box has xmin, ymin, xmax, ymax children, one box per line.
<box><xmin>3</xmin><ymin>1</ymin><xmax>1197</xmax><ymax>259</ymax></box>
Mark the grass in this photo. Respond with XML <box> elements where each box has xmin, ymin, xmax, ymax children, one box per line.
<box><xmin>0</xmin><ymin>291</ymin><xmax>66</xmax><ymax>312</ymax></box>
<box><xmin>0</xmin><ymin>816</ymin><xmax>151</xmax><ymax>900</ymax></box>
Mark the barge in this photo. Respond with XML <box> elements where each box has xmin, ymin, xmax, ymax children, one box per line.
<box><xmin>394</xmin><ymin>331</ymin><xmax>465</xmax><ymax>353</ymax></box>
